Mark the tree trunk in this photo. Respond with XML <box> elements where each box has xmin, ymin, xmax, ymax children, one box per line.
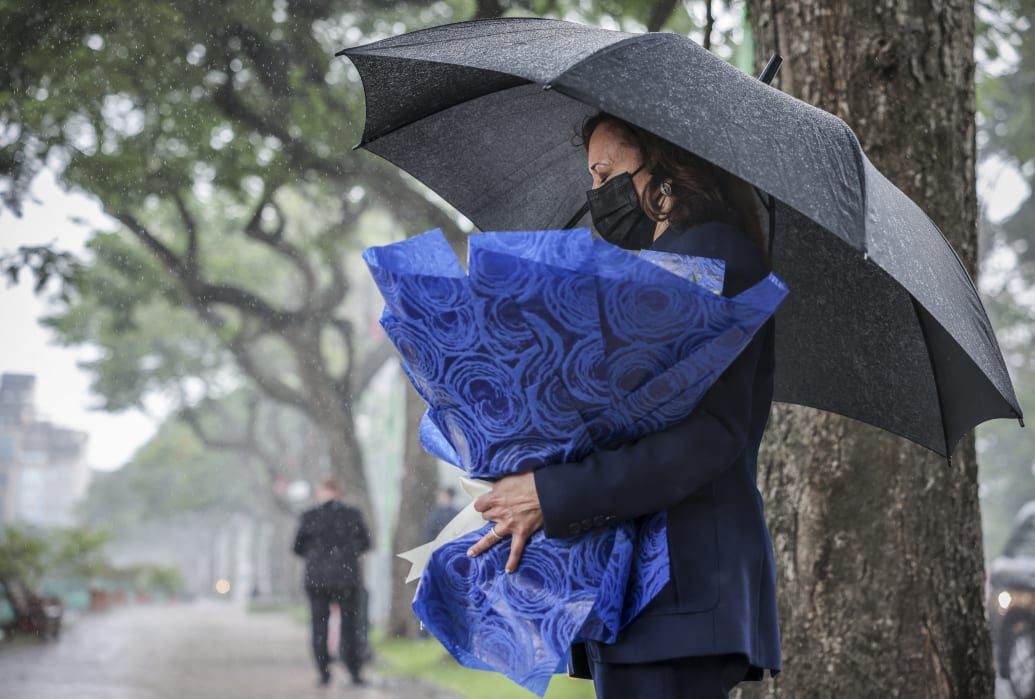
<box><xmin>290</xmin><ymin>326</ymin><xmax>373</xmax><ymax>519</ymax></box>
<box><xmin>742</xmin><ymin>2</ymin><xmax>992</xmax><ymax>697</ymax></box>
<box><xmin>319</xmin><ymin>409</ymin><xmax>372</xmax><ymax>517</ymax></box>
<box><xmin>387</xmin><ymin>382</ymin><xmax>441</xmax><ymax>637</ymax></box>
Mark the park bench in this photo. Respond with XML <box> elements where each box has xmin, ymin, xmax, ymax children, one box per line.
<box><xmin>0</xmin><ymin>576</ymin><xmax>63</xmax><ymax>641</ymax></box>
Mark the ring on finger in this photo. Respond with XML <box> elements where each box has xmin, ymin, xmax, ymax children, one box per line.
<box><xmin>490</xmin><ymin>526</ymin><xmax>504</xmax><ymax>541</ymax></box>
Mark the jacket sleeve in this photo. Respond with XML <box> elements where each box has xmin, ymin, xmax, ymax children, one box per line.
<box><xmin>355</xmin><ymin>511</ymin><xmax>372</xmax><ymax>554</ymax></box>
<box><xmin>534</xmin><ymin>328</ymin><xmax>762</xmax><ymax>538</ymax></box>
<box><xmin>534</xmin><ymin>222</ymin><xmax>769</xmax><ymax>538</ymax></box>
<box><xmin>292</xmin><ymin>514</ymin><xmax>310</xmax><ymax>556</ymax></box>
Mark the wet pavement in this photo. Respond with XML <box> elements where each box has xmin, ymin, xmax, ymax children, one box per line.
<box><xmin>0</xmin><ymin>600</ymin><xmax>456</xmax><ymax>699</ymax></box>
<box><xmin>1</xmin><ymin>602</ymin><xmax>1014</xmax><ymax>698</ymax></box>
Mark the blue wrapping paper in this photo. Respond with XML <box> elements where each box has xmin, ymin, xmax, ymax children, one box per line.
<box><xmin>363</xmin><ymin>229</ymin><xmax>788</xmax><ymax>695</ymax></box>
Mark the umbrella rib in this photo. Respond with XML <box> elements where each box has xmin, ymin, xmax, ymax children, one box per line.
<box><xmin>909</xmin><ymin>296</ymin><xmax>951</xmax><ymax>460</ymax></box>
<box><xmin>355</xmin><ymin>31</ymin><xmax>654</xmax><ymax>148</ymax></box>
<box><xmin>771</xmin><ymin>396</ymin><xmax>946</xmax><ymax>456</ymax></box>
<box><xmin>839</xmin><ymin>121</ymin><xmax>871</xmax><ymax>254</ymax></box>
<box><xmin>350</xmin><ymin>28</ymin><xmax>569</xmax><ymax>54</ymax></box>
<box><xmin>356</xmin><ymin>73</ymin><xmax>533</xmax><ymax>148</ymax></box>
<box><xmin>340</xmin><ymin>18</ymin><xmax>594</xmax><ymax>56</ymax></box>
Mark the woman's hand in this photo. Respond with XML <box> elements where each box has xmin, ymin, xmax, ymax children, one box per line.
<box><xmin>467</xmin><ymin>471</ymin><xmax>543</xmax><ymax>573</ymax></box>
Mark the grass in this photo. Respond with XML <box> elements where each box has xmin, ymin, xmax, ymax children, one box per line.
<box><xmin>372</xmin><ymin>632</ymin><xmax>596</xmax><ymax>699</ymax></box>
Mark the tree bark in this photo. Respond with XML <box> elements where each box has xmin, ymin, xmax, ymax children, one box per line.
<box><xmin>288</xmin><ymin>324</ymin><xmax>373</xmax><ymax>520</ymax></box>
<box><xmin>742</xmin><ymin>1</ymin><xmax>991</xmax><ymax>697</ymax></box>
<box><xmin>387</xmin><ymin>382</ymin><xmax>441</xmax><ymax>637</ymax></box>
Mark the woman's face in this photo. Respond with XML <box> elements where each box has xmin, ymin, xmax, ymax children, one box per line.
<box><xmin>586</xmin><ymin>121</ymin><xmax>651</xmax><ymax>197</ymax></box>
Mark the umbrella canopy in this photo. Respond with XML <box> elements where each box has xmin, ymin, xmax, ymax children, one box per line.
<box><xmin>340</xmin><ymin>17</ymin><xmax>1022</xmax><ymax>456</ymax></box>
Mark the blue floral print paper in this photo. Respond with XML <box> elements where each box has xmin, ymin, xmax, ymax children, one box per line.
<box><xmin>363</xmin><ymin>228</ymin><xmax>788</xmax><ymax>695</ymax></box>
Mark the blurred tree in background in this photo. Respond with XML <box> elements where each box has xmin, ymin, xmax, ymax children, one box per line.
<box><xmin>974</xmin><ymin>0</ymin><xmax>1035</xmax><ymax>557</ymax></box>
<box><xmin>0</xmin><ymin>0</ymin><xmax>714</xmax><ymax>636</ymax></box>
<box><xmin>0</xmin><ymin>527</ymin><xmax>51</xmax><ymax>586</ymax></box>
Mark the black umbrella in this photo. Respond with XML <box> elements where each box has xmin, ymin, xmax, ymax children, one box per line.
<box><xmin>339</xmin><ymin>17</ymin><xmax>1023</xmax><ymax>457</ymax></box>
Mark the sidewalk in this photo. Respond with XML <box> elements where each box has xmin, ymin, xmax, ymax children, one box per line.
<box><xmin>0</xmin><ymin>599</ymin><xmax>457</xmax><ymax>699</ymax></box>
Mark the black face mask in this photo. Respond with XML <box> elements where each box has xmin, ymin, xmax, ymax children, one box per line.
<box><xmin>586</xmin><ymin>167</ymin><xmax>656</xmax><ymax>251</ymax></box>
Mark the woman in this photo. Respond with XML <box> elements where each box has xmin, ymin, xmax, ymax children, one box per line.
<box><xmin>467</xmin><ymin>114</ymin><xmax>781</xmax><ymax>698</ymax></box>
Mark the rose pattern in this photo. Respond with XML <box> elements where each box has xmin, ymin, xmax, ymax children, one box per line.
<box><xmin>363</xmin><ymin>229</ymin><xmax>788</xmax><ymax>695</ymax></box>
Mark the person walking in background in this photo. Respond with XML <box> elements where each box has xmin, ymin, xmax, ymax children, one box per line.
<box><xmin>422</xmin><ymin>486</ymin><xmax>459</xmax><ymax>542</ymax></box>
<box><xmin>293</xmin><ymin>477</ymin><xmax>371</xmax><ymax>687</ymax></box>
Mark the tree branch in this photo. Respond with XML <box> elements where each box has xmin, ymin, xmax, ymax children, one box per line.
<box><xmin>223</xmin><ymin>324</ymin><xmax>311</xmax><ymax>411</ymax></box>
<box><xmin>326</xmin><ymin>316</ymin><xmax>355</xmax><ymax>395</ymax></box>
<box><xmin>112</xmin><ymin>210</ymin><xmax>190</xmax><ymax>278</ymax></box>
<box><xmin>178</xmin><ymin>402</ymin><xmax>247</xmax><ymax>453</ymax></box>
<box><xmin>113</xmin><ymin>209</ymin><xmax>299</xmax><ymax>329</ymax></box>
<box><xmin>208</xmin><ymin>76</ymin><xmax>465</xmax><ymax>242</ymax></box>
<box><xmin>108</xmin><ymin>208</ymin><xmax>330</xmax><ymax>425</ymax></box>
<box><xmin>264</xmin><ymin>402</ymin><xmax>292</xmax><ymax>471</ymax></box>
<box><xmin>314</xmin><ymin>248</ymin><xmax>349</xmax><ymax>317</ymax></box>
<box><xmin>241</xmin><ymin>186</ymin><xmax>317</xmax><ymax>299</ymax></box>
<box><xmin>172</xmin><ymin>191</ymin><xmax>199</xmax><ymax>273</ymax></box>
<box><xmin>703</xmin><ymin>0</ymin><xmax>715</xmax><ymax>50</ymax></box>
<box><xmin>177</xmin><ymin>396</ymin><xmax>294</xmax><ymax>516</ymax></box>
<box><xmin>351</xmin><ymin>338</ymin><xmax>397</xmax><ymax>397</ymax></box>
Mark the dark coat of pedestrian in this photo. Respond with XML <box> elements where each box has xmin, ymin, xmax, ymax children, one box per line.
<box><xmin>292</xmin><ymin>477</ymin><xmax>371</xmax><ymax>687</ymax></box>
<box><xmin>422</xmin><ymin>487</ymin><xmax>460</xmax><ymax>542</ymax></box>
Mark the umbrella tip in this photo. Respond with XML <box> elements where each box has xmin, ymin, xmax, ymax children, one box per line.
<box><xmin>758</xmin><ymin>55</ymin><xmax>783</xmax><ymax>85</ymax></box>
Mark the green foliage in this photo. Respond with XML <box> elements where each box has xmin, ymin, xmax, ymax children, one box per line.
<box><xmin>122</xmin><ymin>563</ymin><xmax>185</xmax><ymax>593</ymax></box>
<box><xmin>2</xmin><ymin>2</ymin><xmax>463</xmax><ymax>471</ymax></box>
<box><xmin>45</xmin><ymin>527</ymin><xmax>113</xmax><ymax>579</ymax></box>
<box><xmin>0</xmin><ymin>0</ymin><xmax>710</xmax><ymax>219</ymax></box>
<box><xmin>974</xmin><ymin>0</ymin><xmax>1035</xmax><ymax>557</ymax></box>
<box><xmin>0</xmin><ymin>526</ymin><xmax>114</xmax><ymax>586</ymax></box>
<box><xmin>373</xmin><ymin>633</ymin><xmax>595</xmax><ymax>699</ymax></box>
<box><xmin>976</xmin><ymin>0</ymin><xmax>1035</xmax><ymax>262</ymax></box>
<box><xmin>0</xmin><ymin>245</ymin><xmax>82</xmax><ymax>298</ymax></box>
<box><xmin>0</xmin><ymin>527</ymin><xmax>50</xmax><ymax>585</ymax></box>
<box><xmin>977</xmin><ymin>0</ymin><xmax>1035</xmax><ymax>165</ymax></box>
<box><xmin>4</xmin><ymin>0</ymin><xmax>343</xmax><ymax>210</ymax></box>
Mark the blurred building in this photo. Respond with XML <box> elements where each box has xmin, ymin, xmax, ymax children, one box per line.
<box><xmin>0</xmin><ymin>373</ymin><xmax>90</xmax><ymax>527</ymax></box>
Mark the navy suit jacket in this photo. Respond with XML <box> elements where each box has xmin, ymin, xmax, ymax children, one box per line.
<box><xmin>534</xmin><ymin>222</ymin><xmax>781</xmax><ymax>677</ymax></box>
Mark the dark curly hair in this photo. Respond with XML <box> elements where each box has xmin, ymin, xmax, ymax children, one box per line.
<box><xmin>580</xmin><ymin>113</ymin><xmax>768</xmax><ymax>263</ymax></box>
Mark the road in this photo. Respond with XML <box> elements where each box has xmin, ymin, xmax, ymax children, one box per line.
<box><xmin>0</xmin><ymin>600</ymin><xmax>456</xmax><ymax>699</ymax></box>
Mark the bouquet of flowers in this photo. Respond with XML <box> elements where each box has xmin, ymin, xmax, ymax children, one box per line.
<box><xmin>364</xmin><ymin>228</ymin><xmax>787</xmax><ymax>695</ymax></box>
